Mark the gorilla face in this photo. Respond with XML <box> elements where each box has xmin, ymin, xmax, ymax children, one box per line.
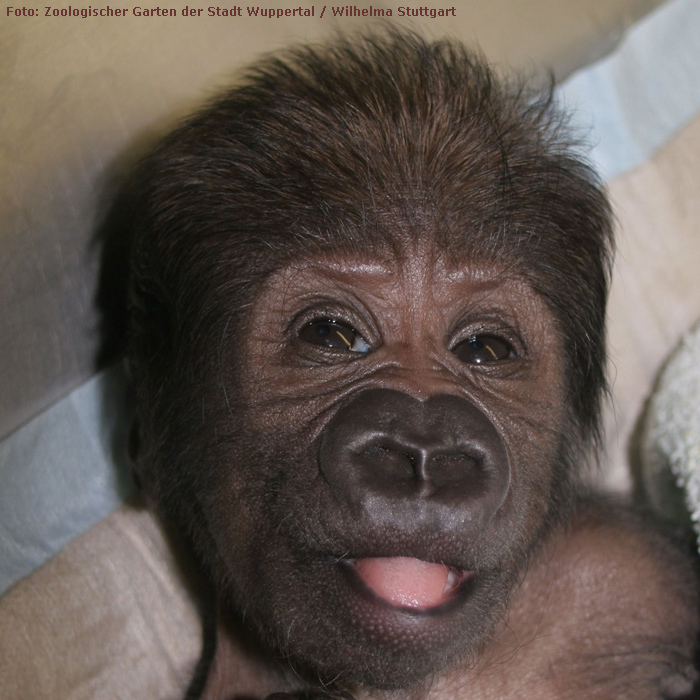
<box><xmin>193</xmin><ymin>247</ymin><xmax>569</xmax><ymax>688</ymax></box>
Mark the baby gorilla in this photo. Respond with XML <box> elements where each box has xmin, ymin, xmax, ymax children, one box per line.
<box><xmin>125</xmin><ymin>32</ymin><xmax>699</xmax><ymax>699</ymax></box>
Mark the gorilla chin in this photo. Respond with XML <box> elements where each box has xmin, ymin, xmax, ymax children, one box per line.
<box><xmin>222</xmin><ymin>515</ymin><xmax>515</xmax><ymax>690</ymax></box>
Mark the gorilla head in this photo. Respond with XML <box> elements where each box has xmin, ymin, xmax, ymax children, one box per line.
<box><xmin>126</xmin><ymin>32</ymin><xmax>613</xmax><ymax>690</ymax></box>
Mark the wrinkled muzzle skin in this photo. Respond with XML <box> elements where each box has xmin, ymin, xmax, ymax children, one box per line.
<box><xmin>176</xmin><ymin>256</ymin><xmax>572</xmax><ymax>690</ymax></box>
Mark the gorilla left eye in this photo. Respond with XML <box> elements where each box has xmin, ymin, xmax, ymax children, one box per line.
<box><xmin>453</xmin><ymin>335</ymin><xmax>513</xmax><ymax>364</ymax></box>
<box><xmin>299</xmin><ymin>319</ymin><xmax>371</xmax><ymax>354</ymax></box>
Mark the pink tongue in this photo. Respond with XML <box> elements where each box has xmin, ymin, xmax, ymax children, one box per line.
<box><xmin>353</xmin><ymin>557</ymin><xmax>453</xmax><ymax>610</ymax></box>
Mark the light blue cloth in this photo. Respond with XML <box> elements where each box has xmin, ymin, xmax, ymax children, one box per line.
<box><xmin>562</xmin><ymin>0</ymin><xmax>700</xmax><ymax>180</ymax></box>
<box><xmin>0</xmin><ymin>366</ymin><xmax>132</xmax><ymax>594</ymax></box>
<box><xmin>2</xmin><ymin>0</ymin><xmax>700</xmax><ymax>596</ymax></box>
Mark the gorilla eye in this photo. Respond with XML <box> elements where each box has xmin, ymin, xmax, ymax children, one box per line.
<box><xmin>299</xmin><ymin>319</ymin><xmax>371</xmax><ymax>354</ymax></box>
<box><xmin>453</xmin><ymin>335</ymin><xmax>513</xmax><ymax>365</ymax></box>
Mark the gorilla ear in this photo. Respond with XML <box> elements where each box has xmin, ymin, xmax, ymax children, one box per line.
<box><xmin>128</xmin><ymin>418</ymin><xmax>143</xmax><ymax>492</ymax></box>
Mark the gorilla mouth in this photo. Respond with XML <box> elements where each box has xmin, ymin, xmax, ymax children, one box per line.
<box><xmin>348</xmin><ymin>557</ymin><xmax>474</xmax><ymax>611</ymax></box>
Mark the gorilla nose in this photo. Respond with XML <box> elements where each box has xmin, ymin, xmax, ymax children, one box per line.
<box><xmin>319</xmin><ymin>389</ymin><xmax>510</xmax><ymax>531</ymax></box>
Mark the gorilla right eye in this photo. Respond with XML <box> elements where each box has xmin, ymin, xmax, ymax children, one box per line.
<box><xmin>453</xmin><ymin>335</ymin><xmax>513</xmax><ymax>365</ymax></box>
<box><xmin>299</xmin><ymin>319</ymin><xmax>371</xmax><ymax>354</ymax></box>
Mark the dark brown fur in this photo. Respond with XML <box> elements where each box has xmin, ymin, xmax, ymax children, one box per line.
<box><xmin>124</xmin><ymin>32</ymin><xmax>697</xmax><ymax>699</ymax></box>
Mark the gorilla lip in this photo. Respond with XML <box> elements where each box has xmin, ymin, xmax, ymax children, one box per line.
<box><xmin>348</xmin><ymin>557</ymin><xmax>473</xmax><ymax>611</ymax></box>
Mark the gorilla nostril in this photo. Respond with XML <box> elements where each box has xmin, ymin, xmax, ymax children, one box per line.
<box><xmin>358</xmin><ymin>445</ymin><xmax>483</xmax><ymax>491</ymax></box>
<box><xmin>359</xmin><ymin>444</ymin><xmax>417</xmax><ymax>482</ymax></box>
<box><xmin>428</xmin><ymin>453</ymin><xmax>480</xmax><ymax>489</ymax></box>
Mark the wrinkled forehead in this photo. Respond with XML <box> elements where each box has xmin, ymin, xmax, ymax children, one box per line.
<box><xmin>278</xmin><ymin>227</ymin><xmax>510</xmax><ymax>282</ymax></box>
<box><xmin>254</xmin><ymin>242</ymin><xmax>552</xmax><ymax>326</ymax></box>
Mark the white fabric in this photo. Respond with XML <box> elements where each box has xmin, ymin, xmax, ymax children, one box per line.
<box><xmin>642</xmin><ymin>321</ymin><xmax>700</xmax><ymax>542</ymax></box>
